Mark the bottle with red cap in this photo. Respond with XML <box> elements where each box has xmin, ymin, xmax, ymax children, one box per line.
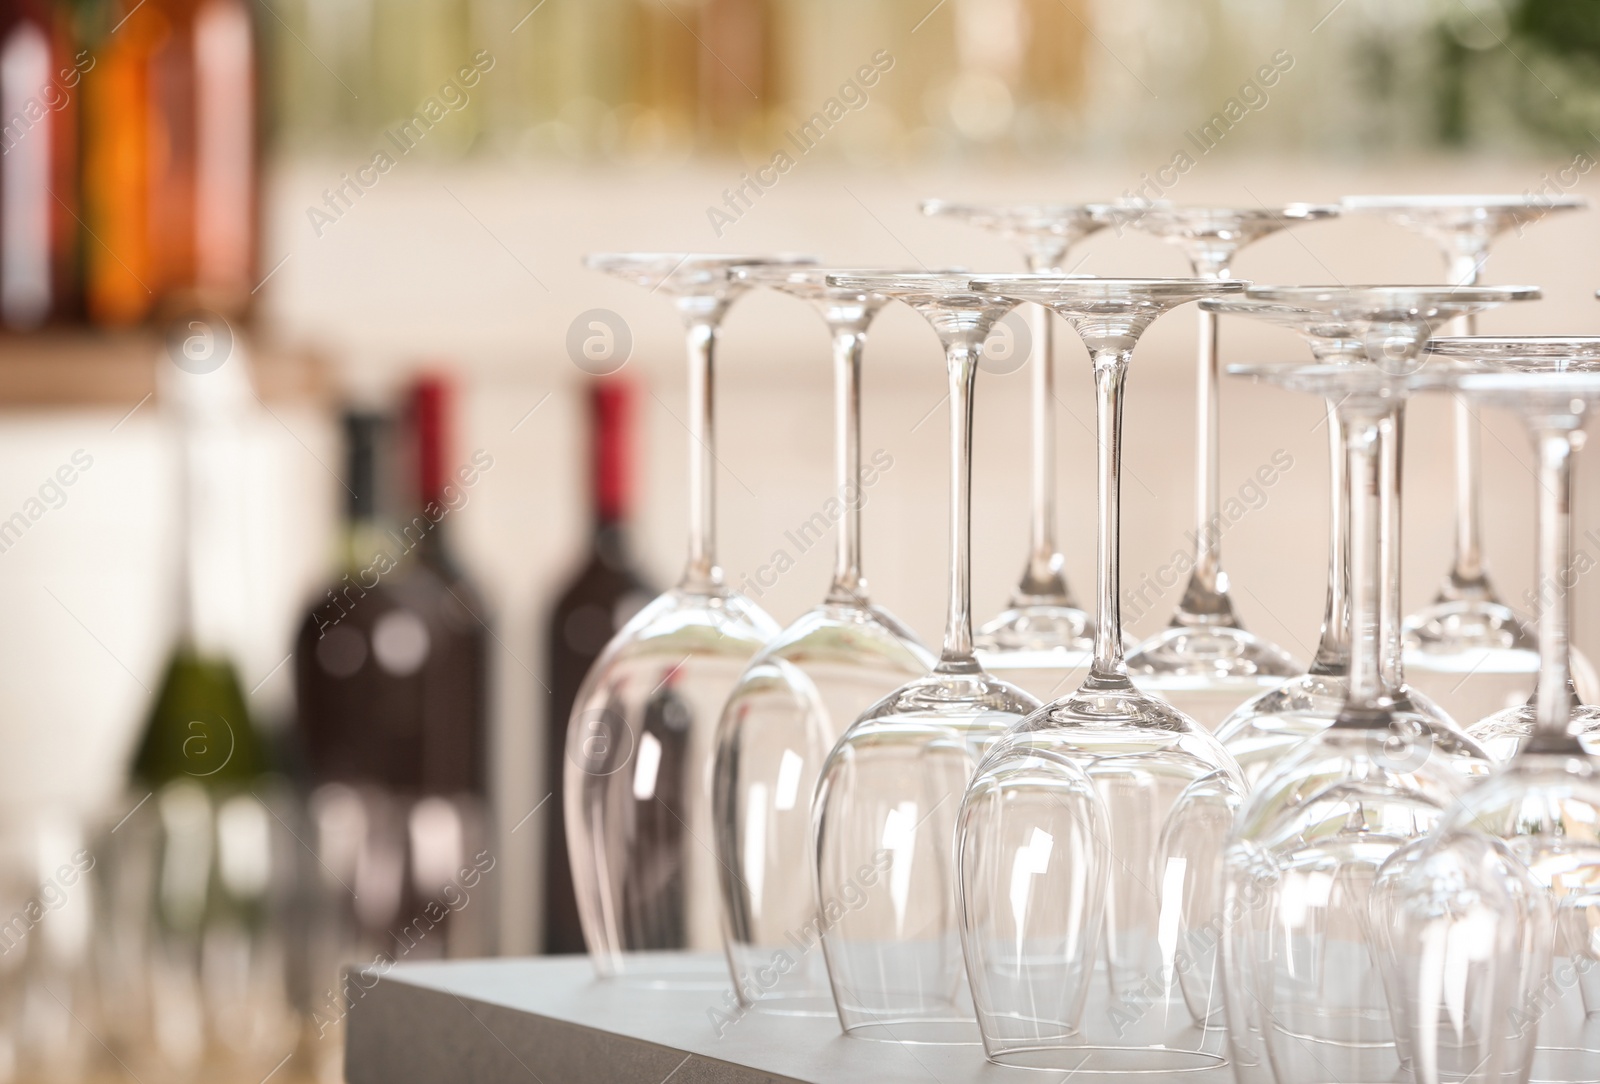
<box><xmin>542</xmin><ymin>378</ymin><xmax>655</xmax><ymax>953</ymax></box>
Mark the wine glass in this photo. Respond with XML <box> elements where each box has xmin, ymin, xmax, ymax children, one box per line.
<box><xmin>921</xmin><ymin>200</ymin><xmax>1111</xmax><ymax>701</ymax></box>
<box><xmin>1372</xmin><ymin>369</ymin><xmax>1600</xmax><ymax>1084</ymax></box>
<box><xmin>811</xmin><ymin>272</ymin><xmax>1043</xmax><ymax>1043</ymax></box>
<box><xmin>958</xmin><ymin>274</ymin><xmax>1248</xmax><ymax>1074</ymax></box>
<box><xmin>1344</xmin><ymin>194</ymin><xmax>1587</xmax><ymax>726</ymax></box>
<box><xmin>1425</xmin><ymin>336</ymin><xmax>1600</xmax><ymax>761</ymax></box>
<box><xmin>1221</xmin><ymin>360</ymin><xmax>1493</xmax><ymax>1084</ymax></box>
<box><xmin>565</xmin><ymin>252</ymin><xmax>812</xmax><ymax>988</ymax></box>
<box><xmin>1120</xmin><ymin>205</ymin><xmax>1339</xmax><ymax>728</ymax></box>
<box><xmin>1205</xmin><ymin>297</ymin><xmax>1448</xmax><ymax>788</ymax></box>
<box><xmin>711</xmin><ymin>266</ymin><xmax>934</xmax><ymax>1016</ymax></box>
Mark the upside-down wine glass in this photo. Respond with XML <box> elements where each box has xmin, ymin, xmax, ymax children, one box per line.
<box><xmin>1207</xmin><ymin>296</ymin><xmax>1453</xmax><ymax>787</ymax></box>
<box><xmin>710</xmin><ymin>267</ymin><xmax>934</xmax><ymax>1016</ymax></box>
<box><xmin>565</xmin><ymin>253</ymin><xmax>811</xmax><ymax>988</ymax></box>
<box><xmin>1344</xmin><ymin>194</ymin><xmax>1587</xmax><ymax>724</ymax></box>
<box><xmin>1120</xmin><ymin>205</ymin><xmax>1338</xmax><ymax>728</ymax></box>
<box><xmin>1221</xmin><ymin>360</ymin><xmax>1494</xmax><ymax>1084</ymax></box>
<box><xmin>1235</xmin><ymin>286</ymin><xmax>1538</xmax><ymax>750</ymax></box>
<box><xmin>810</xmin><ymin>273</ymin><xmax>1043</xmax><ymax>1043</ymax></box>
<box><xmin>922</xmin><ymin>201</ymin><xmax>1110</xmax><ymax>701</ymax></box>
<box><xmin>1424</xmin><ymin>336</ymin><xmax>1600</xmax><ymax>762</ymax></box>
<box><xmin>1372</xmin><ymin>367</ymin><xmax>1600</xmax><ymax>1084</ymax></box>
<box><xmin>957</xmin><ymin>275</ymin><xmax>1248</xmax><ymax>1074</ymax></box>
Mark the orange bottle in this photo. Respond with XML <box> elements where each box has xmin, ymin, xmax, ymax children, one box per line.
<box><xmin>81</xmin><ymin>0</ymin><xmax>255</xmax><ymax>326</ymax></box>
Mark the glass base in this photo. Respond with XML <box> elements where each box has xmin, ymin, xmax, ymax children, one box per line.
<box><xmin>977</xmin><ymin>604</ymin><xmax>1126</xmax><ymax>703</ymax></box>
<box><xmin>1217</xmin><ymin>673</ymin><xmax>1464</xmax><ymax>788</ymax></box>
<box><xmin>986</xmin><ymin>1045</ymin><xmax>1226</xmax><ymax>1075</ymax></box>
<box><xmin>593</xmin><ymin>952</ymin><xmax>731</xmax><ymax>991</ymax></box>
<box><xmin>1404</xmin><ymin>596</ymin><xmax>1541</xmax><ymax>723</ymax></box>
<box><xmin>840</xmin><ymin>1016</ymin><xmax>983</xmax><ymax>1045</ymax></box>
<box><xmin>745</xmin><ymin>994</ymin><xmax>836</xmax><ymax>1018</ymax></box>
<box><xmin>1126</xmin><ymin>625</ymin><xmax>1301</xmax><ymax>729</ymax></box>
<box><xmin>976</xmin><ymin>602</ymin><xmax>1096</xmax><ymax>653</ymax></box>
<box><xmin>1469</xmin><ymin>701</ymin><xmax>1600</xmax><ymax>762</ymax></box>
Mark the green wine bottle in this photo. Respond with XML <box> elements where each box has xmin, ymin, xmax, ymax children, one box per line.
<box><xmin>132</xmin><ymin>647</ymin><xmax>264</xmax><ymax>787</ymax></box>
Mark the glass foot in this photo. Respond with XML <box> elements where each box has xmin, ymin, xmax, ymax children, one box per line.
<box><xmin>1126</xmin><ymin>625</ymin><xmax>1301</xmax><ymax>729</ymax></box>
<box><xmin>986</xmin><ymin>1045</ymin><xmax>1226</xmax><ymax>1075</ymax></box>
<box><xmin>1469</xmin><ymin>701</ymin><xmax>1600</xmax><ymax>762</ymax></box>
<box><xmin>840</xmin><ymin>1017</ymin><xmax>983</xmax><ymax>1045</ymax></box>
<box><xmin>975</xmin><ymin>603</ymin><xmax>1101</xmax><ymax>703</ymax></box>
<box><xmin>1404</xmin><ymin>596</ymin><xmax>1540</xmax><ymax>725</ymax></box>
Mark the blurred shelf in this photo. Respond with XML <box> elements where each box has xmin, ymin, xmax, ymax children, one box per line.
<box><xmin>345</xmin><ymin>953</ymin><xmax>1230</xmax><ymax>1083</ymax></box>
<box><xmin>0</xmin><ymin>330</ymin><xmax>329</xmax><ymax>408</ymax></box>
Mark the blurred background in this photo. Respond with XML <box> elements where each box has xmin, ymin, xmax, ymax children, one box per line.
<box><xmin>3</xmin><ymin>0</ymin><xmax>1600</xmax><ymax>1080</ymax></box>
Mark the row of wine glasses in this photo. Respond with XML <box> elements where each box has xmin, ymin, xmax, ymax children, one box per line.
<box><xmin>561</xmin><ymin>194</ymin><xmax>1600</xmax><ymax>1082</ymax></box>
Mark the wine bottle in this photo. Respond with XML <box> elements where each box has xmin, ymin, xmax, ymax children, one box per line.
<box><xmin>396</xmin><ymin>373</ymin><xmax>489</xmax><ymax>797</ymax></box>
<box><xmin>294</xmin><ymin>411</ymin><xmax>433</xmax><ymax>790</ymax></box>
<box><xmin>0</xmin><ymin>0</ymin><xmax>84</xmax><ymax>329</ymax></box>
<box><xmin>133</xmin><ymin>331</ymin><xmax>269</xmax><ymax>788</ymax></box>
<box><xmin>543</xmin><ymin>379</ymin><xmax>654</xmax><ymax>953</ymax></box>
<box><xmin>79</xmin><ymin>0</ymin><xmax>256</xmax><ymax>325</ymax></box>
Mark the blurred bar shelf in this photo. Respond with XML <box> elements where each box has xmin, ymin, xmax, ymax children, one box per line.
<box><xmin>345</xmin><ymin>953</ymin><xmax>1230</xmax><ymax>1083</ymax></box>
<box><xmin>0</xmin><ymin>331</ymin><xmax>329</xmax><ymax>407</ymax></box>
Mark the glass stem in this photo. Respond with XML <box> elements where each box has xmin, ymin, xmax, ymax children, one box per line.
<box><xmin>683</xmin><ymin>319</ymin><xmax>720</xmax><ymax>590</ymax></box>
<box><xmin>1532</xmin><ymin>425</ymin><xmax>1576</xmax><ymax>742</ymax></box>
<box><xmin>1018</xmin><ymin>302</ymin><xmax>1070</xmax><ymax>603</ymax></box>
<box><xmin>1089</xmin><ymin>347</ymin><xmax>1132</xmax><ymax>680</ymax></box>
<box><xmin>937</xmin><ymin>340</ymin><xmax>980</xmax><ymax>670</ymax></box>
<box><xmin>1174</xmin><ymin>303</ymin><xmax>1237</xmax><ymax>626</ymax></box>
<box><xmin>827</xmin><ymin>326</ymin><xmax>867</xmax><ymax>605</ymax></box>
<box><xmin>1380</xmin><ymin>406</ymin><xmax>1406</xmax><ymax>693</ymax></box>
<box><xmin>1310</xmin><ymin>399</ymin><xmax>1351</xmax><ymax>674</ymax></box>
<box><xmin>1341</xmin><ymin>404</ymin><xmax>1390</xmax><ymax>715</ymax></box>
<box><xmin>1444</xmin><ymin>249</ymin><xmax>1491</xmax><ymax>599</ymax></box>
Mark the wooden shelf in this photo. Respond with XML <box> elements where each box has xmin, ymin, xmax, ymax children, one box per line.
<box><xmin>0</xmin><ymin>330</ymin><xmax>329</xmax><ymax>407</ymax></box>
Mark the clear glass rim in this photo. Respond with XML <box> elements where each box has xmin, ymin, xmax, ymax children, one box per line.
<box><xmin>733</xmin><ymin>265</ymin><xmax>963</xmax><ymax>296</ymax></box>
<box><xmin>586</xmin><ymin>252</ymin><xmax>816</xmax><ymax>272</ymax></box>
<box><xmin>1449</xmin><ymin>370</ymin><xmax>1600</xmax><ymax>401</ymax></box>
<box><xmin>1426</xmin><ymin>335</ymin><xmax>1600</xmax><ymax>361</ymax></box>
<box><xmin>1113</xmin><ymin>201</ymin><xmax>1341</xmax><ymax>226</ymax></box>
<box><xmin>1343</xmin><ymin>193</ymin><xmax>1588</xmax><ymax>212</ymax></box>
<box><xmin>1246</xmin><ymin>283</ymin><xmax>1541</xmax><ymax>307</ymax></box>
<box><xmin>920</xmin><ymin>198</ymin><xmax>1116</xmax><ymax>226</ymax></box>
<box><xmin>969</xmin><ymin>275</ymin><xmax>1246</xmax><ymax>303</ymax></box>
<box><xmin>1228</xmin><ymin>360</ymin><xmax>1426</xmax><ymax>397</ymax></box>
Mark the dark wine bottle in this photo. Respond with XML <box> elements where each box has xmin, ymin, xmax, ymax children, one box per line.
<box><xmin>543</xmin><ymin>379</ymin><xmax>654</xmax><ymax>953</ymax></box>
<box><xmin>294</xmin><ymin>411</ymin><xmax>433</xmax><ymax>790</ymax></box>
<box><xmin>399</xmin><ymin>375</ymin><xmax>490</xmax><ymax>795</ymax></box>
